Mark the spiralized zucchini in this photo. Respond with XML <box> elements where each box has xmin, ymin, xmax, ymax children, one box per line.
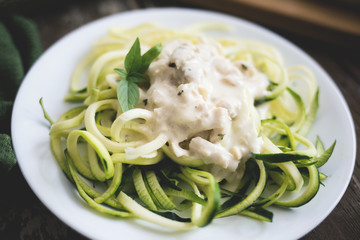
<box><xmin>41</xmin><ymin>23</ymin><xmax>335</xmax><ymax>229</ymax></box>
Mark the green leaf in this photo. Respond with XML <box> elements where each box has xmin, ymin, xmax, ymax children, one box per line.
<box><xmin>117</xmin><ymin>80</ymin><xmax>140</xmax><ymax>112</ymax></box>
<box><xmin>114</xmin><ymin>68</ymin><xmax>127</xmax><ymax>79</ymax></box>
<box><xmin>115</xmin><ymin>38</ymin><xmax>162</xmax><ymax>112</ymax></box>
<box><xmin>124</xmin><ymin>37</ymin><xmax>141</xmax><ymax>74</ymax></box>
<box><xmin>139</xmin><ymin>43</ymin><xmax>162</xmax><ymax>74</ymax></box>
<box><xmin>127</xmin><ymin>72</ymin><xmax>148</xmax><ymax>83</ymax></box>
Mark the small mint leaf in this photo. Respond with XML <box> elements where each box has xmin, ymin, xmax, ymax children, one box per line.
<box><xmin>114</xmin><ymin>68</ymin><xmax>127</xmax><ymax>79</ymax></box>
<box><xmin>116</xmin><ymin>38</ymin><xmax>162</xmax><ymax>112</ymax></box>
<box><xmin>127</xmin><ymin>72</ymin><xmax>147</xmax><ymax>83</ymax></box>
<box><xmin>125</xmin><ymin>37</ymin><xmax>142</xmax><ymax>74</ymax></box>
<box><xmin>117</xmin><ymin>80</ymin><xmax>139</xmax><ymax>112</ymax></box>
<box><xmin>139</xmin><ymin>43</ymin><xmax>162</xmax><ymax>74</ymax></box>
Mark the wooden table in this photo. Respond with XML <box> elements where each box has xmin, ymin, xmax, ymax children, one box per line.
<box><xmin>1</xmin><ymin>0</ymin><xmax>359</xmax><ymax>239</ymax></box>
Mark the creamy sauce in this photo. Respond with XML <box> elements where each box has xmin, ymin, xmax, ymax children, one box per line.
<box><xmin>143</xmin><ymin>39</ymin><xmax>269</xmax><ymax>186</ymax></box>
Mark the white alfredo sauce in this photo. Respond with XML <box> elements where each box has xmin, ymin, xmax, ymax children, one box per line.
<box><xmin>143</xmin><ymin>39</ymin><xmax>269</xmax><ymax>188</ymax></box>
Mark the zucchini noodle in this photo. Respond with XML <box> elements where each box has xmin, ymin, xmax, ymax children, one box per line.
<box><xmin>43</xmin><ymin>23</ymin><xmax>335</xmax><ymax>229</ymax></box>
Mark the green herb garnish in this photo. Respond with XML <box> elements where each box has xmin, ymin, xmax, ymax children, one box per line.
<box><xmin>114</xmin><ymin>38</ymin><xmax>162</xmax><ymax>112</ymax></box>
<box><xmin>218</xmin><ymin>134</ymin><xmax>225</xmax><ymax>140</ymax></box>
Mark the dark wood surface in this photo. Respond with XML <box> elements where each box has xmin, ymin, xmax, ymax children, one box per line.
<box><xmin>1</xmin><ymin>0</ymin><xmax>359</xmax><ymax>239</ymax></box>
<box><xmin>179</xmin><ymin>0</ymin><xmax>360</xmax><ymax>49</ymax></box>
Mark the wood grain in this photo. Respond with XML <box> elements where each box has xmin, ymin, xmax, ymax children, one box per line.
<box><xmin>1</xmin><ymin>0</ymin><xmax>359</xmax><ymax>239</ymax></box>
<box><xmin>220</xmin><ymin>0</ymin><xmax>360</xmax><ymax>35</ymax></box>
<box><xmin>178</xmin><ymin>0</ymin><xmax>360</xmax><ymax>50</ymax></box>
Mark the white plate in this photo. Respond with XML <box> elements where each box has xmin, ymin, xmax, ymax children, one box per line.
<box><xmin>12</xmin><ymin>8</ymin><xmax>356</xmax><ymax>240</ymax></box>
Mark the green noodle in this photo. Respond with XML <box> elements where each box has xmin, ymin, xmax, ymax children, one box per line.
<box><xmin>44</xmin><ymin>23</ymin><xmax>335</xmax><ymax>229</ymax></box>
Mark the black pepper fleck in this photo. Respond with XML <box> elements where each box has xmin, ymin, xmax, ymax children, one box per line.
<box><xmin>169</xmin><ymin>62</ymin><xmax>176</xmax><ymax>68</ymax></box>
<box><xmin>177</xmin><ymin>90</ymin><xmax>184</xmax><ymax>96</ymax></box>
<box><xmin>143</xmin><ymin>99</ymin><xmax>148</xmax><ymax>106</ymax></box>
<box><xmin>241</xmin><ymin>64</ymin><xmax>248</xmax><ymax>70</ymax></box>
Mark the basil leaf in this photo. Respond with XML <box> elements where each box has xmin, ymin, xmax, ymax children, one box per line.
<box><xmin>139</xmin><ymin>43</ymin><xmax>162</xmax><ymax>74</ymax></box>
<box><xmin>117</xmin><ymin>80</ymin><xmax>140</xmax><ymax>112</ymax></box>
<box><xmin>127</xmin><ymin>72</ymin><xmax>147</xmax><ymax>83</ymax></box>
<box><xmin>115</xmin><ymin>38</ymin><xmax>162</xmax><ymax>112</ymax></box>
<box><xmin>114</xmin><ymin>68</ymin><xmax>127</xmax><ymax>79</ymax></box>
<box><xmin>124</xmin><ymin>37</ymin><xmax>141</xmax><ymax>74</ymax></box>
